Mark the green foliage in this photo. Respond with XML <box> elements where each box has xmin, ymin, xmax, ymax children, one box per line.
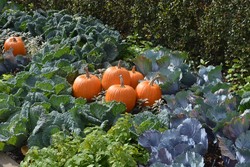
<box><xmin>199</xmin><ymin>0</ymin><xmax>249</xmax><ymax>86</ymax></box>
<box><xmin>10</xmin><ymin>0</ymin><xmax>249</xmax><ymax>88</ymax></box>
<box><xmin>0</xmin><ymin>0</ymin><xmax>7</xmax><ymax>12</ymax></box>
<box><xmin>0</xmin><ymin>9</ymin><xmax>127</xmax><ymax>151</ymax></box>
<box><xmin>20</xmin><ymin>131</ymin><xmax>84</xmax><ymax>167</ymax></box>
<box><xmin>0</xmin><ymin>5</ymin><xmax>249</xmax><ymax>166</ymax></box>
<box><xmin>0</xmin><ymin>0</ymin><xmax>21</xmax><ymax>12</ymax></box>
<box><xmin>238</xmin><ymin>92</ymin><xmax>250</xmax><ymax>112</ymax></box>
<box><xmin>20</xmin><ymin>115</ymin><xmax>150</xmax><ymax>167</ymax></box>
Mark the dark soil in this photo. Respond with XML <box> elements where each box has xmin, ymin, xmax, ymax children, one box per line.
<box><xmin>5</xmin><ymin>148</ymin><xmax>25</xmax><ymax>164</ymax></box>
<box><xmin>204</xmin><ymin>141</ymin><xmax>224</xmax><ymax>167</ymax></box>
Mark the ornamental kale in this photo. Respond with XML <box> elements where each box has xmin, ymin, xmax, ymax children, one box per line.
<box><xmin>138</xmin><ymin>118</ymin><xmax>208</xmax><ymax>166</ymax></box>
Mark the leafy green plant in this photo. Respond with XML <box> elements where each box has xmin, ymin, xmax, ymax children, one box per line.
<box><xmin>0</xmin><ymin>7</ymin><xmax>249</xmax><ymax>167</ymax></box>
<box><xmin>21</xmin><ymin>115</ymin><xmax>151</xmax><ymax>167</ymax></box>
<box><xmin>237</xmin><ymin>76</ymin><xmax>250</xmax><ymax>96</ymax></box>
<box><xmin>0</xmin><ymin>9</ymin><xmax>129</xmax><ymax>151</ymax></box>
<box><xmin>238</xmin><ymin>92</ymin><xmax>250</xmax><ymax>113</ymax></box>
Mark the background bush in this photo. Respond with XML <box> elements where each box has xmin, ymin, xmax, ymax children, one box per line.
<box><xmin>4</xmin><ymin>0</ymin><xmax>250</xmax><ymax>87</ymax></box>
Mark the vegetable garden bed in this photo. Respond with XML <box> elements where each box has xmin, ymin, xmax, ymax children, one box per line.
<box><xmin>0</xmin><ymin>9</ymin><xmax>250</xmax><ymax>167</ymax></box>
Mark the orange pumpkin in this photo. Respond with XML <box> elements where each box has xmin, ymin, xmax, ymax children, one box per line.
<box><xmin>21</xmin><ymin>145</ymin><xmax>29</xmax><ymax>155</ymax></box>
<box><xmin>129</xmin><ymin>66</ymin><xmax>144</xmax><ymax>89</ymax></box>
<box><xmin>101</xmin><ymin>60</ymin><xmax>131</xmax><ymax>90</ymax></box>
<box><xmin>72</xmin><ymin>67</ymin><xmax>102</xmax><ymax>101</ymax></box>
<box><xmin>135</xmin><ymin>75</ymin><xmax>162</xmax><ymax>106</ymax></box>
<box><xmin>4</xmin><ymin>36</ymin><xmax>26</xmax><ymax>56</ymax></box>
<box><xmin>105</xmin><ymin>75</ymin><xmax>136</xmax><ymax>112</ymax></box>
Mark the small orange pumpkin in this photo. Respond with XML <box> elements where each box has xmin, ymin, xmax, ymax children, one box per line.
<box><xmin>21</xmin><ymin>145</ymin><xmax>29</xmax><ymax>155</ymax></box>
<box><xmin>101</xmin><ymin>60</ymin><xmax>131</xmax><ymax>90</ymax></box>
<box><xmin>4</xmin><ymin>36</ymin><xmax>26</xmax><ymax>56</ymax></box>
<box><xmin>72</xmin><ymin>67</ymin><xmax>102</xmax><ymax>101</ymax></box>
<box><xmin>105</xmin><ymin>75</ymin><xmax>136</xmax><ymax>112</ymax></box>
<box><xmin>135</xmin><ymin>75</ymin><xmax>162</xmax><ymax>106</ymax></box>
<box><xmin>129</xmin><ymin>66</ymin><xmax>144</xmax><ymax>89</ymax></box>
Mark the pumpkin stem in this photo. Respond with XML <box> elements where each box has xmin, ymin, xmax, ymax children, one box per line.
<box><xmin>84</xmin><ymin>67</ymin><xmax>91</xmax><ymax>78</ymax></box>
<box><xmin>132</xmin><ymin>66</ymin><xmax>136</xmax><ymax>73</ymax></box>
<box><xmin>119</xmin><ymin>75</ymin><xmax>125</xmax><ymax>88</ymax></box>
<box><xmin>149</xmin><ymin>74</ymin><xmax>161</xmax><ymax>86</ymax></box>
<box><xmin>117</xmin><ymin>60</ymin><xmax>122</xmax><ymax>69</ymax></box>
<box><xmin>13</xmin><ymin>37</ymin><xmax>17</xmax><ymax>42</ymax></box>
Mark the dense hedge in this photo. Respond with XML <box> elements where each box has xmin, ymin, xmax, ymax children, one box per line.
<box><xmin>5</xmin><ymin>0</ymin><xmax>250</xmax><ymax>84</ymax></box>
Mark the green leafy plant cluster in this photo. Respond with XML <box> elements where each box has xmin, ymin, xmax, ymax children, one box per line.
<box><xmin>0</xmin><ymin>8</ymin><xmax>249</xmax><ymax>166</ymax></box>
<box><xmin>0</xmin><ymin>9</ymin><xmax>126</xmax><ymax>151</ymax></box>
<box><xmin>20</xmin><ymin>113</ymin><xmax>169</xmax><ymax>167</ymax></box>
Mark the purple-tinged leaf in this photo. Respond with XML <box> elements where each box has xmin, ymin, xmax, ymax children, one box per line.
<box><xmin>173</xmin><ymin>143</ymin><xmax>192</xmax><ymax>157</ymax></box>
<box><xmin>222</xmin><ymin>116</ymin><xmax>249</xmax><ymax>141</ymax></box>
<box><xmin>177</xmin><ymin>118</ymin><xmax>202</xmax><ymax>137</ymax></box>
<box><xmin>236</xmin><ymin>149</ymin><xmax>250</xmax><ymax>164</ymax></box>
<box><xmin>217</xmin><ymin>135</ymin><xmax>237</xmax><ymax>161</ymax></box>
<box><xmin>180</xmin><ymin>71</ymin><xmax>197</xmax><ymax>87</ymax></box>
<box><xmin>159</xmin><ymin>130</ymin><xmax>193</xmax><ymax>158</ymax></box>
<box><xmin>147</xmin><ymin>148</ymin><xmax>173</xmax><ymax>166</ymax></box>
<box><xmin>177</xmin><ymin>118</ymin><xmax>208</xmax><ymax>153</ymax></box>
<box><xmin>169</xmin><ymin>51</ymin><xmax>187</xmax><ymax>67</ymax></box>
<box><xmin>235</xmin><ymin>162</ymin><xmax>250</xmax><ymax>167</ymax></box>
<box><xmin>138</xmin><ymin>130</ymin><xmax>162</xmax><ymax>151</ymax></box>
<box><xmin>235</xmin><ymin>131</ymin><xmax>250</xmax><ymax>163</ymax></box>
<box><xmin>133</xmin><ymin>55</ymin><xmax>153</xmax><ymax>76</ymax></box>
<box><xmin>198</xmin><ymin>65</ymin><xmax>222</xmax><ymax>83</ymax></box>
<box><xmin>157</xmin><ymin>148</ymin><xmax>173</xmax><ymax>165</ymax></box>
<box><xmin>169</xmin><ymin>114</ymin><xmax>188</xmax><ymax>129</ymax></box>
<box><xmin>174</xmin><ymin>151</ymin><xmax>204</xmax><ymax>167</ymax></box>
<box><xmin>222</xmin><ymin>156</ymin><xmax>238</xmax><ymax>167</ymax></box>
<box><xmin>149</xmin><ymin>162</ymin><xmax>169</xmax><ymax>167</ymax></box>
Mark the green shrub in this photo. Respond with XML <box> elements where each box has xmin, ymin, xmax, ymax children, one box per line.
<box><xmin>198</xmin><ymin>0</ymin><xmax>249</xmax><ymax>80</ymax></box>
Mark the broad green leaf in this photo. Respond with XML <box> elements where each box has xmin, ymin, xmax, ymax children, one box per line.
<box><xmin>54</xmin><ymin>46</ymin><xmax>71</xmax><ymax>58</ymax></box>
<box><xmin>239</xmin><ymin>92</ymin><xmax>250</xmax><ymax>112</ymax></box>
<box><xmin>170</xmin><ymin>51</ymin><xmax>188</xmax><ymax>67</ymax></box>
<box><xmin>208</xmin><ymin>65</ymin><xmax>223</xmax><ymax>82</ymax></box>
<box><xmin>0</xmin><ymin>93</ymin><xmax>9</xmax><ymax>108</ymax></box>
<box><xmin>54</xmin><ymin>83</ymin><xmax>66</xmax><ymax>95</ymax></box>
<box><xmin>35</xmin><ymin>81</ymin><xmax>54</xmax><ymax>92</ymax></box>
<box><xmin>0</xmin><ymin>0</ymin><xmax>7</xmax><ymax>13</ymax></box>
<box><xmin>0</xmin><ymin>108</ymin><xmax>12</xmax><ymax>122</ymax></box>
<box><xmin>42</xmin><ymin>125</ymin><xmax>61</xmax><ymax>146</ymax></box>
<box><xmin>25</xmin><ymin>92</ymin><xmax>48</xmax><ymax>103</ymax></box>
<box><xmin>101</xmin><ymin>41</ymin><xmax>119</xmax><ymax>62</ymax></box>
<box><xmin>156</xmin><ymin>54</ymin><xmax>171</xmax><ymax>69</ymax></box>
<box><xmin>87</xmin><ymin>47</ymin><xmax>105</xmax><ymax>64</ymax></box>
<box><xmin>0</xmin><ymin>80</ymin><xmax>11</xmax><ymax>94</ymax></box>
<box><xmin>28</xmin><ymin>104</ymin><xmax>48</xmax><ymax>131</ymax></box>
<box><xmin>132</xmin><ymin>111</ymin><xmax>168</xmax><ymax>135</ymax></box>
<box><xmin>133</xmin><ymin>55</ymin><xmax>152</xmax><ymax>76</ymax></box>
<box><xmin>49</xmin><ymin>95</ymin><xmax>74</xmax><ymax>112</ymax></box>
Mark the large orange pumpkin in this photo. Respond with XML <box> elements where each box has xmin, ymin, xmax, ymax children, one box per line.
<box><xmin>105</xmin><ymin>75</ymin><xmax>136</xmax><ymax>112</ymax></box>
<box><xmin>72</xmin><ymin>67</ymin><xmax>102</xmax><ymax>101</ymax></box>
<box><xmin>135</xmin><ymin>76</ymin><xmax>162</xmax><ymax>106</ymax></box>
<box><xmin>101</xmin><ymin>60</ymin><xmax>131</xmax><ymax>90</ymax></box>
<box><xmin>129</xmin><ymin>66</ymin><xmax>144</xmax><ymax>89</ymax></box>
<box><xmin>4</xmin><ymin>37</ymin><xmax>26</xmax><ymax>56</ymax></box>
